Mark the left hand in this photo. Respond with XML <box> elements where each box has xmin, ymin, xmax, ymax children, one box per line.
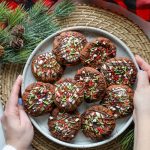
<box><xmin>1</xmin><ymin>75</ymin><xmax>34</xmax><ymax>150</ymax></box>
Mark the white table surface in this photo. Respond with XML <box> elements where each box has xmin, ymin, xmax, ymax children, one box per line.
<box><xmin>0</xmin><ymin>1</ymin><xmax>149</xmax><ymax>148</ymax></box>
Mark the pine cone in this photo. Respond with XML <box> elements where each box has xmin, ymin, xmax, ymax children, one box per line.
<box><xmin>11</xmin><ymin>25</ymin><xmax>25</xmax><ymax>38</ymax></box>
<box><xmin>0</xmin><ymin>45</ymin><xmax>4</xmax><ymax>57</ymax></box>
<box><xmin>10</xmin><ymin>37</ymin><xmax>24</xmax><ymax>50</ymax></box>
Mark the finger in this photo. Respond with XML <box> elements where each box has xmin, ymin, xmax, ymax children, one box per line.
<box><xmin>18</xmin><ymin>106</ymin><xmax>31</xmax><ymax>127</ymax></box>
<box><xmin>1</xmin><ymin>115</ymin><xmax>5</xmax><ymax>124</ymax></box>
<box><xmin>136</xmin><ymin>70</ymin><xmax>149</xmax><ymax>89</ymax></box>
<box><xmin>135</xmin><ymin>55</ymin><xmax>150</xmax><ymax>77</ymax></box>
<box><xmin>6</xmin><ymin>75</ymin><xmax>22</xmax><ymax>111</ymax></box>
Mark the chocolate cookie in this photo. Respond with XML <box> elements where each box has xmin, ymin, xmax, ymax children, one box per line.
<box><xmin>101</xmin><ymin>57</ymin><xmax>137</xmax><ymax>86</ymax></box>
<box><xmin>101</xmin><ymin>85</ymin><xmax>134</xmax><ymax>118</ymax></box>
<box><xmin>80</xmin><ymin>37</ymin><xmax>116</xmax><ymax>69</ymax></box>
<box><xmin>53</xmin><ymin>31</ymin><xmax>87</xmax><ymax>66</ymax></box>
<box><xmin>22</xmin><ymin>82</ymin><xmax>55</xmax><ymax>117</ymax></box>
<box><xmin>74</xmin><ymin>67</ymin><xmax>106</xmax><ymax>103</ymax></box>
<box><xmin>48</xmin><ymin>108</ymin><xmax>81</xmax><ymax>142</ymax></box>
<box><xmin>54</xmin><ymin>78</ymin><xmax>84</xmax><ymax>112</ymax></box>
<box><xmin>31</xmin><ymin>52</ymin><xmax>65</xmax><ymax>83</ymax></box>
<box><xmin>81</xmin><ymin>105</ymin><xmax>116</xmax><ymax>141</ymax></box>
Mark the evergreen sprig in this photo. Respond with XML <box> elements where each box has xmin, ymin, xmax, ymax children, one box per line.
<box><xmin>0</xmin><ymin>2</ymin><xmax>25</xmax><ymax>28</ymax></box>
<box><xmin>0</xmin><ymin>2</ymin><xmax>9</xmax><ymax>22</ymax></box>
<box><xmin>120</xmin><ymin>129</ymin><xmax>134</xmax><ymax>150</ymax></box>
<box><xmin>0</xmin><ymin>0</ymin><xmax>75</xmax><ymax>63</ymax></box>
<box><xmin>55</xmin><ymin>0</ymin><xmax>75</xmax><ymax>17</ymax></box>
<box><xmin>28</xmin><ymin>0</ymin><xmax>48</xmax><ymax>19</ymax></box>
<box><xmin>7</xmin><ymin>7</ymin><xmax>25</xmax><ymax>28</ymax></box>
<box><xmin>0</xmin><ymin>28</ymin><xmax>10</xmax><ymax>45</ymax></box>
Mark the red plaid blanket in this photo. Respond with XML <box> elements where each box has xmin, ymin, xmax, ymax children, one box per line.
<box><xmin>0</xmin><ymin>0</ymin><xmax>150</xmax><ymax>21</ymax></box>
<box><xmin>107</xmin><ymin>0</ymin><xmax>150</xmax><ymax>21</ymax></box>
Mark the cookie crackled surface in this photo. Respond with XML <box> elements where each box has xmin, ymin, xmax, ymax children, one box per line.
<box><xmin>22</xmin><ymin>82</ymin><xmax>55</xmax><ymax>116</ymax></box>
<box><xmin>48</xmin><ymin>108</ymin><xmax>81</xmax><ymax>142</ymax></box>
<box><xmin>101</xmin><ymin>85</ymin><xmax>134</xmax><ymax>118</ymax></box>
<box><xmin>101</xmin><ymin>57</ymin><xmax>137</xmax><ymax>86</ymax></box>
<box><xmin>32</xmin><ymin>52</ymin><xmax>65</xmax><ymax>83</ymax></box>
<box><xmin>54</xmin><ymin>78</ymin><xmax>84</xmax><ymax>112</ymax></box>
<box><xmin>75</xmin><ymin>67</ymin><xmax>106</xmax><ymax>103</ymax></box>
<box><xmin>53</xmin><ymin>31</ymin><xmax>87</xmax><ymax>66</ymax></box>
<box><xmin>80</xmin><ymin>37</ymin><xmax>116</xmax><ymax>69</ymax></box>
<box><xmin>81</xmin><ymin>105</ymin><xmax>116</xmax><ymax>141</ymax></box>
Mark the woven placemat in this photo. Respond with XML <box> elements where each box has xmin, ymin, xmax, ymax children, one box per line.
<box><xmin>0</xmin><ymin>4</ymin><xmax>150</xmax><ymax>150</ymax></box>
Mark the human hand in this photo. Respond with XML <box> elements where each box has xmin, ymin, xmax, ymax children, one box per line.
<box><xmin>134</xmin><ymin>55</ymin><xmax>150</xmax><ymax>123</ymax></box>
<box><xmin>133</xmin><ymin>55</ymin><xmax>150</xmax><ymax>150</ymax></box>
<box><xmin>135</xmin><ymin>55</ymin><xmax>150</xmax><ymax>78</ymax></box>
<box><xmin>1</xmin><ymin>75</ymin><xmax>34</xmax><ymax>150</ymax></box>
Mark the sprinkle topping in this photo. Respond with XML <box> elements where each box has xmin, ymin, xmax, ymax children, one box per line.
<box><xmin>24</xmin><ymin>82</ymin><xmax>54</xmax><ymax>115</ymax></box>
<box><xmin>58</xmin><ymin>32</ymin><xmax>86</xmax><ymax>62</ymax></box>
<box><xmin>49</xmin><ymin>109</ymin><xmax>81</xmax><ymax>140</ymax></box>
<box><xmin>101</xmin><ymin>58</ymin><xmax>137</xmax><ymax>86</ymax></box>
<box><xmin>81</xmin><ymin>38</ymin><xmax>116</xmax><ymax>69</ymax></box>
<box><xmin>32</xmin><ymin>52</ymin><xmax>63</xmax><ymax>82</ymax></box>
<box><xmin>75</xmin><ymin>68</ymin><xmax>106</xmax><ymax>102</ymax></box>
<box><xmin>54</xmin><ymin>79</ymin><xmax>84</xmax><ymax>111</ymax></box>
<box><xmin>102</xmin><ymin>85</ymin><xmax>133</xmax><ymax>118</ymax></box>
<box><xmin>82</xmin><ymin>111</ymin><xmax>114</xmax><ymax>135</ymax></box>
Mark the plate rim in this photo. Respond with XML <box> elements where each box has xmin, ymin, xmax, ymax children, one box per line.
<box><xmin>22</xmin><ymin>26</ymin><xmax>139</xmax><ymax>148</ymax></box>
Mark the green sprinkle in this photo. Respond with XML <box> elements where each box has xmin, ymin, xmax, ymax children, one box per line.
<box><xmin>28</xmin><ymin>103</ymin><xmax>35</xmax><ymax>109</ymax></box>
<box><xmin>67</xmin><ymin>85</ymin><xmax>73</xmax><ymax>90</ymax></box>
<box><xmin>37</xmin><ymin>72</ymin><xmax>42</xmax><ymax>76</ymax></box>
<box><xmin>43</xmin><ymin>100</ymin><xmax>49</xmax><ymax>105</ymax></box>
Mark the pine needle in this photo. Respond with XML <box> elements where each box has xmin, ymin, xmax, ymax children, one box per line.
<box><xmin>120</xmin><ymin>129</ymin><xmax>134</xmax><ymax>150</ymax></box>
<box><xmin>54</xmin><ymin>0</ymin><xmax>75</xmax><ymax>17</ymax></box>
<box><xmin>0</xmin><ymin>2</ymin><xmax>9</xmax><ymax>22</ymax></box>
<box><xmin>7</xmin><ymin>6</ymin><xmax>25</xmax><ymax>28</ymax></box>
<box><xmin>28</xmin><ymin>0</ymin><xmax>48</xmax><ymax>19</ymax></box>
<box><xmin>0</xmin><ymin>28</ymin><xmax>10</xmax><ymax>46</ymax></box>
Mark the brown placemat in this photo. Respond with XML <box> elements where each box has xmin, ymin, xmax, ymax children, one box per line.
<box><xmin>0</xmin><ymin>4</ymin><xmax>150</xmax><ymax>150</ymax></box>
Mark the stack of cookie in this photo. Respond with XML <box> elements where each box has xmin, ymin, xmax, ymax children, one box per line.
<box><xmin>22</xmin><ymin>31</ymin><xmax>137</xmax><ymax>142</ymax></box>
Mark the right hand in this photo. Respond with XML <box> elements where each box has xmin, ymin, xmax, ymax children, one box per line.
<box><xmin>133</xmin><ymin>55</ymin><xmax>150</xmax><ymax>123</ymax></box>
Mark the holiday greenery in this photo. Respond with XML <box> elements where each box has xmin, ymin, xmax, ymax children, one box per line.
<box><xmin>120</xmin><ymin>128</ymin><xmax>134</xmax><ymax>150</ymax></box>
<box><xmin>0</xmin><ymin>0</ymin><xmax>75</xmax><ymax>63</ymax></box>
<box><xmin>54</xmin><ymin>0</ymin><xmax>75</xmax><ymax>17</ymax></box>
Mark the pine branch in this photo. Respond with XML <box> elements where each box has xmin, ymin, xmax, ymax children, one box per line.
<box><xmin>1</xmin><ymin>0</ymin><xmax>76</xmax><ymax>63</ymax></box>
<box><xmin>54</xmin><ymin>0</ymin><xmax>75</xmax><ymax>17</ymax></box>
<box><xmin>7</xmin><ymin>6</ymin><xmax>25</xmax><ymax>28</ymax></box>
<box><xmin>28</xmin><ymin>0</ymin><xmax>48</xmax><ymax>19</ymax></box>
<box><xmin>0</xmin><ymin>2</ymin><xmax>25</xmax><ymax>47</ymax></box>
<box><xmin>120</xmin><ymin>129</ymin><xmax>134</xmax><ymax>150</ymax></box>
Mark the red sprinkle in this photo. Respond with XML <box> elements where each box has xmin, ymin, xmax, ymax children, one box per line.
<box><xmin>97</xmin><ymin>127</ymin><xmax>104</xmax><ymax>133</ymax></box>
<box><xmin>89</xmin><ymin>80</ymin><xmax>94</xmax><ymax>86</ymax></box>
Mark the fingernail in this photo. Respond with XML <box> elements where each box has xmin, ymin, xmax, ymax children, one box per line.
<box><xmin>18</xmin><ymin>98</ymin><xmax>23</xmax><ymax>105</ymax></box>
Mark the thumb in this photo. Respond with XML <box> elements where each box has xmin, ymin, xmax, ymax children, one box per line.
<box><xmin>135</xmin><ymin>55</ymin><xmax>150</xmax><ymax>78</ymax></box>
<box><xmin>136</xmin><ymin>70</ymin><xmax>149</xmax><ymax>90</ymax></box>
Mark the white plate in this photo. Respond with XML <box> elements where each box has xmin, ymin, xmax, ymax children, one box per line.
<box><xmin>22</xmin><ymin>26</ymin><xmax>139</xmax><ymax>148</ymax></box>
